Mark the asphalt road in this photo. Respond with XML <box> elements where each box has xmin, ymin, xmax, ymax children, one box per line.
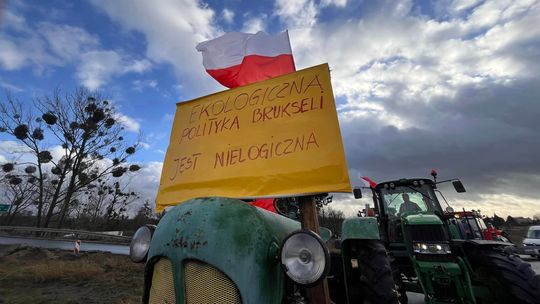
<box><xmin>408</xmin><ymin>255</ymin><xmax>540</xmax><ymax>303</ymax></box>
<box><xmin>0</xmin><ymin>236</ymin><xmax>129</xmax><ymax>255</ymax></box>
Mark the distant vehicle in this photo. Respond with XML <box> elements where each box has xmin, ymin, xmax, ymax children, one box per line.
<box><xmin>523</xmin><ymin>225</ymin><xmax>540</xmax><ymax>259</ymax></box>
<box><xmin>452</xmin><ymin>210</ymin><xmax>511</xmax><ymax>242</ymax></box>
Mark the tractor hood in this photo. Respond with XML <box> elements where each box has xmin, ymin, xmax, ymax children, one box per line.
<box><xmin>402</xmin><ymin>213</ymin><xmax>443</xmax><ymax>225</ymax></box>
<box><xmin>145</xmin><ymin>197</ymin><xmax>300</xmax><ymax>303</ymax></box>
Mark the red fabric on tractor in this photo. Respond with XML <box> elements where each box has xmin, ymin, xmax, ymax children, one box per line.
<box><xmin>249</xmin><ymin>198</ymin><xmax>276</xmax><ymax>213</ymax></box>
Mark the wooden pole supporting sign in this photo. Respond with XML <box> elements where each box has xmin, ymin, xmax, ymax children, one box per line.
<box><xmin>298</xmin><ymin>195</ymin><xmax>331</xmax><ymax>304</ymax></box>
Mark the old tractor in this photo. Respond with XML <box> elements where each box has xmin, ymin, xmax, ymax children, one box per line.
<box><xmin>348</xmin><ymin>175</ymin><xmax>540</xmax><ymax>303</ymax></box>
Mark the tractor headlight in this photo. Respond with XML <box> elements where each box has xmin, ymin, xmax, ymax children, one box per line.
<box><xmin>130</xmin><ymin>225</ymin><xmax>155</xmax><ymax>263</ymax></box>
<box><xmin>280</xmin><ymin>230</ymin><xmax>330</xmax><ymax>286</ymax></box>
<box><xmin>413</xmin><ymin>242</ymin><xmax>451</xmax><ymax>254</ymax></box>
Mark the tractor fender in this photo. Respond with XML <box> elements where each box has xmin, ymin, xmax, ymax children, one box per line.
<box><xmin>459</xmin><ymin>239</ymin><xmax>517</xmax><ymax>254</ymax></box>
<box><xmin>463</xmin><ymin>239</ymin><xmax>515</xmax><ymax>247</ymax></box>
<box><xmin>341</xmin><ymin>217</ymin><xmax>380</xmax><ymax>242</ymax></box>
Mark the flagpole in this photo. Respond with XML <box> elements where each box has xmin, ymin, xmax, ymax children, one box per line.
<box><xmin>285</xmin><ymin>30</ymin><xmax>297</xmax><ymax>71</ymax></box>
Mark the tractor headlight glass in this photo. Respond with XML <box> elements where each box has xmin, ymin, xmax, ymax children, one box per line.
<box><xmin>130</xmin><ymin>225</ymin><xmax>154</xmax><ymax>263</ymax></box>
<box><xmin>413</xmin><ymin>242</ymin><xmax>451</xmax><ymax>254</ymax></box>
<box><xmin>280</xmin><ymin>230</ymin><xmax>330</xmax><ymax>286</ymax></box>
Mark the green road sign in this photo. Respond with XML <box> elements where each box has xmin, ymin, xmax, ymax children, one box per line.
<box><xmin>0</xmin><ymin>204</ymin><xmax>10</xmax><ymax>212</ymax></box>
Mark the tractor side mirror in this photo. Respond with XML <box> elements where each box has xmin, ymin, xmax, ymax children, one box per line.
<box><xmin>452</xmin><ymin>180</ymin><xmax>466</xmax><ymax>193</ymax></box>
<box><xmin>353</xmin><ymin>188</ymin><xmax>362</xmax><ymax>199</ymax></box>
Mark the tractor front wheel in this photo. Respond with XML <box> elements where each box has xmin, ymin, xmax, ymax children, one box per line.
<box><xmin>356</xmin><ymin>240</ymin><xmax>399</xmax><ymax>304</ymax></box>
<box><xmin>469</xmin><ymin>248</ymin><xmax>540</xmax><ymax>304</ymax></box>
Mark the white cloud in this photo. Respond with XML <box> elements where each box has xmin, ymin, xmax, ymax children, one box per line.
<box><xmin>133</xmin><ymin>79</ymin><xmax>158</xmax><ymax>91</ymax></box>
<box><xmin>452</xmin><ymin>193</ymin><xmax>540</xmax><ymax>218</ymax></box>
<box><xmin>77</xmin><ymin>51</ymin><xmax>122</xmax><ymax>90</ymax></box>
<box><xmin>275</xmin><ymin>0</ymin><xmax>318</xmax><ymax>28</ymax></box>
<box><xmin>242</xmin><ymin>16</ymin><xmax>266</xmax><ymax>33</ymax></box>
<box><xmin>162</xmin><ymin>113</ymin><xmax>174</xmax><ymax>121</ymax></box>
<box><xmin>0</xmin><ymin>139</ymin><xmax>163</xmax><ymax>214</ymax></box>
<box><xmin>222</xmin><ymin>8</ymin><xmax>235</xmax><ymax>24</ymax></box>
<box><xmin>39</xmin><ymin>22</ymin><xmax>100</xmax><ymax>60</ymax></box>
<box><xmin>271</xmin><ymin>0</ymin><xmax>540</xmax><ymax>218</ymax></box>
<box><xmin>0</xmin><ymin>9</ymin><xmax>151</xmax><ymax>89</ymax></box>
<box><xmin>2</xmin><ymin>9</ymin><xmax>27</xmax><ymax>30</ymax></box>
<box><xmin>285</xmin><ymin>0</ymin><xmax>540</xmax><ymax>121</ymax></box>
<box><xmin>0</xmin><ymin>141</ymin><xmax>32</xmax><ymax>161</ymax></box>
<box><xmin>124</xmin><ymin>161</ymin><xmax>163</xmax><ymax>212</ymax></box>
<box><xmin>0</xmin><ymin>78</ymin><xmax>23</xmax><ymax>92</ymax></box>
<box><xmin>0</xmin><ymin>141</ymin><xmax>67</xmax><ymax>171</ymax></box>
<box><xmin>0</xmin><ymin>13</ymin><xmax>97</xmax><ymax>71</ymax></box>
<box><xmin>320</xmin><ymin>0</ymin><xmax>348</xmax><ymax>8</ymax></box>
<box><xmin>114</xmin><ymin>112</ymin><xmax>141</xmax><ymax>132</ymax></box>
<box><xmin>77</xmin><ymin>51</ymin><xmax>152</xmax><ymax>90</ymax></box>
<box><xmin>0</xmin><ymin>39</ymin><xmax>28</xmax><ymax>70</ymax></box>
<box><xmin>124</xmin><ymin>59</ymin><xmax>152</xmax><ymax>73</ymax></box>
<box><xmin>91</xmin><ymin>0</ymin><xmax>221</xmax><ymax>97</ymax></box>
<box><xmin>139</xmin><ymin>142</ymin><xmax>151</xmax><ymax>150</ymax></box>
<box><xmin>450</xmin><ymin>0</ymin><xmax>483</xmax><ymax>14</ymax></box>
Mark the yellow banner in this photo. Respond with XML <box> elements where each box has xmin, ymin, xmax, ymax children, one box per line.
<box><xmin>156</xmin><ymin>63</ymin><xmax>351</xmax><ymax>211</ymax></box>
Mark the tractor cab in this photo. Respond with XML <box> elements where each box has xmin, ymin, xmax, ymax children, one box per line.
<box><xmin>373</xmin><ymin>179</ymin><xmax>444</xmax><ymax>243</ymax></box>
<box><xmin>376</xmin><ymin>179</ymin><xmax>442</xmax><ymax>217</ymax></box>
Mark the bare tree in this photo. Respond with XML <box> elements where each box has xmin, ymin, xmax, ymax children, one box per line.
<box><xmin>0</xmin><ymin>88</ymin><xmax>141</xmax><ymax>228</ymax></box>
<box><xmin>77</xmin><ymin>177</ymin><xmax>139</xmax><ymax>225</ymax></box>
<box><xmin>0</xmin><ymin>163</ymin><xmax>39</xmax><ymax>225</ymax></box>
<box><xmin>319</xmin><ymin>207</ymin><xmax>345</xmax><ymax>237</ymax></box>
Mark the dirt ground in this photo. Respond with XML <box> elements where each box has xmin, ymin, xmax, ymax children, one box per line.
<box><xmin>0</xmin><ymin>245</ymin><xmax>144</xmax><ymax>304</ymax></box>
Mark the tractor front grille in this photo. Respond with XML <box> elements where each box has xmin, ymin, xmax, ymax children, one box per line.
<box><xmin>148</xmin><ymin>258</ymin><xmax>176</xmax><ymax>304</ymax></box>
<box><xmin>184</xmin><ymin>259</ymin><xmax>242</xmax><ymax>304</ymax></box>
<box><xmin>433</xmin><ymin>280</ymin><xmax>455</xmax><ymax>301</ymax></box>
<box><xmin>408</xmin><ymin>225</ymin><xmax>447</xmax><ymax>242</ymax></box>
<box><xmin>415</xmin><ymin>254</ymin><xmax>454</xmax><ymax>262</ymax></box>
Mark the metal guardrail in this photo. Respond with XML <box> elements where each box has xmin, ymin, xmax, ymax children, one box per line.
<box><xmin>0</xmin><ymin>226</ymin><xmax>131</xmax><ymax>242</ymax></box>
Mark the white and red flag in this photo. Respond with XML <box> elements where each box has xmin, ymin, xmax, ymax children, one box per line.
<box><xmin>196</xmin><ymin>31</ymin><xmax>296</xmax><ymax>88</ymax></box>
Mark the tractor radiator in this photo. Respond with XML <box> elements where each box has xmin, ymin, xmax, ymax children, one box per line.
<box><xmin>184</xmin><ymin>259</ymin><xmax>242</xmax><ymax>304</ymax></box>
<box><xmin>148</xmin><ymin>258</ymin><xmax>176</xmax><ymax>304</ymax></box>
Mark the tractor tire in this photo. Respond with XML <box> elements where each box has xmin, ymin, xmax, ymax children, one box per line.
<box><xmin>468</xmin><ymin>248</ymin><xmax>540</xmax><ymax>304</ymax></box>
<box><xmin>356</xmin><ymin>240</ymin><xmax>399</xmax><ymax>304</ymax></box>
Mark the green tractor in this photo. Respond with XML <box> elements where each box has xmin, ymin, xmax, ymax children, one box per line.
<box><xmin>129</xmin><ymin>177</ymin><xmax>540</xmax><ymax>303</ymax></box>
<box><xmin>345</xmin><ymin>175</ymin><xmax>540</xmax><ymax>303</ymax></box>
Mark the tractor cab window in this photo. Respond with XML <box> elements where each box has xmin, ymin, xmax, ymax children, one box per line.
<box><xmin>477</xmin><ymin>218</ymin><xmax>487</xmax><ymax>230</ymax></box>
<box><xmin>379</xmin><ymin>185</ymin><xmax>441</xmax><ymax>217</ymax></box>
<box><xmin>459</xmin><ymin>218</ymin><xmax>483</xmax><ymax>239</ymax></box>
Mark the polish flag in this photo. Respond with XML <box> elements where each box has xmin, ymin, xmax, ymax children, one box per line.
<box><xmin>196</xmin><ymin>31</ymin><xmax>296</xmax><ymax>88</ymax></box>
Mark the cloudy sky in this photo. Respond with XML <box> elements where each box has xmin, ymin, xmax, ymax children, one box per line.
<box><xmin>0</xmin><ymin>0</ymin><xmax>539</xmax><ymax>218</ymax></box>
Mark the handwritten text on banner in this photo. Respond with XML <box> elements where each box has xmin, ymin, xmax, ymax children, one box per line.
<box><xmin>156</xmin><ymin>63</ymin><xmax>351</xmax><ymax>212</ymax></box>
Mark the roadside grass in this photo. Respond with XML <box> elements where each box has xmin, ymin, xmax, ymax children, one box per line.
<box><xmin>0</xmin><ymin>246</ymin><xmax>144</xmax><ymax>304</ymax></box>
<box><xmin>27</xmin><ymin>260</ymin><xmax>104</xmax><ymax>282</ymax></box>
